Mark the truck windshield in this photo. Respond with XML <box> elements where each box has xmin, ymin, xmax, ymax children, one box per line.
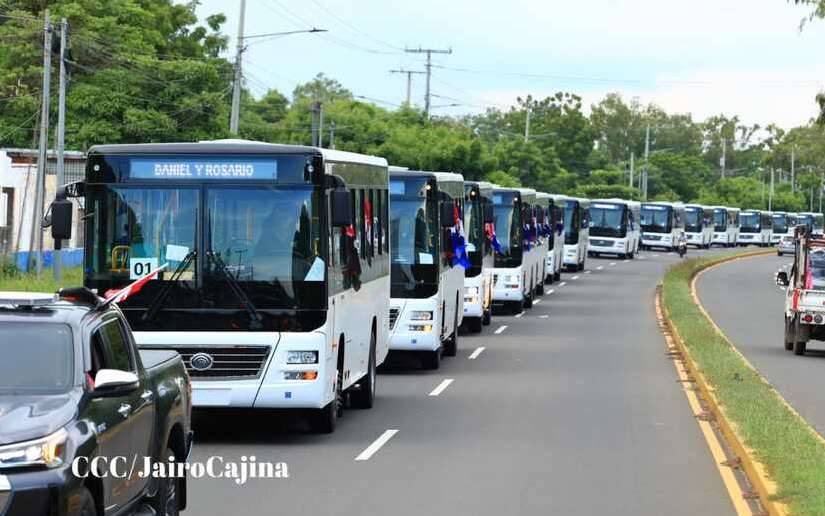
<box><xmin>493</xmin><ymin>192</ymin><xmax>523</xmax><ymax>268</ymax></box>
<box><xmin>85</xmin><ymin>184</ymin><xmax>325</xmax><ymax>310</ymax></box>
<box><xmin>684</xmin><ymin>209</ymin><xmax>702</xmax><ymax>232</ymax></box>
<box><xmin>713</xmin><ymin>210</ymin><xmax>727</xmax><ymax>231</ymax></box>
<box><xmin>390</xmin><ymin>177</ymin><xmax>439</xmax><ymax>298</ymax></box>
<box><xmin>740</xmin><ymin>213</ymin><xmax>761</xmax><ymax>233</ymax></box>
<box><xmin>0</xmin><ymin>323</ymin><xmax>73</xmax><ymax>393</ymax></box>
<box><xmin>641</xmin><ymin>206</ymin><xmax>672</xmax><ymax>233</ymax></box>
<box><xmin>772</xmin><ymin>215</ymin><xmax>789</xmax><ymax>234</ymax></box>
<box><xmin>589</xmin><ymin>203</ymin><xmax>625</xmax><ymax>238</ymax></box>
<box><xmin>811</xmin><ymin>251</ymin><xmax>825</xmax><ymax>290</ymax></box>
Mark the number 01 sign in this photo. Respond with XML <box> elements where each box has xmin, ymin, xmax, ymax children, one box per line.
<box><xmin>129</xmin><ymin>258</ymin><xmax>159</xmax><ymax>280</ymax></box>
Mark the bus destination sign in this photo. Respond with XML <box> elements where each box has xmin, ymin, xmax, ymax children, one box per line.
<box><xmin>130</xmin><ymin>158</ymin><xmax>278</xmax><ymax>180</ymax></box>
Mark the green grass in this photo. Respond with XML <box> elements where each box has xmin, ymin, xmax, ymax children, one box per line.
<box><xmin>662</xmin><ymin>252</ymin><xmax>825</xmax><ymax>516</ymax></box>
<box><xmin>0</xmin><ymin>266</ymin><xmax>83</xmax><ymax>293</ymax></box>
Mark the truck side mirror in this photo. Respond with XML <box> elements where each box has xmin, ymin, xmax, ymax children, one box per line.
<box><xmin>50</xmin><ymin>199</ymin><xmax>74</xmax><ymax>244</ymax></box>
<box><xmin>775</xmin><ymin>271</ymin><xmax>790</xmax><ymax>287</ymax></box>
<box><xmin>91</xmin><ymin>369</ymin><xmax>139</xmax><ymax>397</ymax></box>
<box><xmin>440</xmin><ymin>202</ymin><xmax>455</xmax><ymax>228</ymax></box>
<box><xmin>331</xmin><ymin>189</ymin><xmax>352</xmax><ymax>227</ymax></box>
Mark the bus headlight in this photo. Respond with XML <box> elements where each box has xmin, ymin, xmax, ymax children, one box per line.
<box><xmin>0</xmin><ymin>428</ymin><xmax>67</xmax><ymax>469</ymax></box>
<box><xmin>465</xmin><ymin>287</ymin><xmax>480</xmax><ymax>304</ymax></box>
<box><xmin>409</xmin><ymin>311</ymin><xmax>433</xmax><ymax>321</ymax></box>
<box><xmin>286</xmin><ymin>351</ymin><xmax>318</xmax><ymax>364</ymax></box>
<box><xmin>284</xmin><ymin>371</ymin><xmax>318</xmax><ymax>380</ymax></box>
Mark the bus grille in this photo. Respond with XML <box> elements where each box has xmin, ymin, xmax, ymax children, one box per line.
<box><xmin>156</xmin><ymin>346</ymin><xmax>271</xmax><ymax>379</ymax></box>
<box><xmin>389</xmin><ymin>308</ymin><xmax>400</xmax><ymax>330</ymax></box>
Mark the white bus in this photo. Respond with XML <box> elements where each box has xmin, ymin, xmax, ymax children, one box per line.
<box><xmin>67</xmin><ymin>141</ymin><xmax>389</xmax><ymax>433</ymax></box>
<box><xmin>563</xmin><ymin>197</ymin><xmax>591</xmax><ymax>271</ymax></box>
<box><xmin>795</xmin><ymin>212</ymin><xmax>825</xmax><ymax>236</ymax></box>
<box><xmin>537</xmin><ymin>193</ymin><xmax>565</xmax><ymax>283</ymax></box>
<box><xmin>684</xmin><ymin>204</ymin><xmax>714</xmax><ymax>249</ymax></box>
<box><xmin>737</xmin><ymin>209</ymin><xmax>773</xmax><ymax>246</ymax></box>
<box><xmin>641</xmin><ymin>202</ymin><xmax>685</xmax><ymax>251</ymax></box>
<box><xmin>462</xmin><ymin>180</ymin><xmax>495</xmax><ymax>333</ymax></box>
<box><xmin>587</xmin><ymin>199</ymin><xmax>640</xmax><ymax>259</ymax></box>
<box><xmin>388</xmin><ymin>170</ymin><xmax>465</xmax><ymax>369</ymax></box>
<box><xmin>491</xmin><ymin>186</ymin><xmax>542</xmax><ymax>313</ymax></box>
<box><xmin>771</xmin><ymin>211</ymin><xmax>795</xmax><ymax>244</ymax></box>
<box><xmin>711</xmin><ymin>206</ymin><xmax>739</xmax><ymax>247</ymax></box>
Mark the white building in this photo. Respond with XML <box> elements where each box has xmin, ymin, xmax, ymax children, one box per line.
<box><xmin>0</xmin><ymin>148</ymin><xmax>85</xmax><ymax>258</ymax></box>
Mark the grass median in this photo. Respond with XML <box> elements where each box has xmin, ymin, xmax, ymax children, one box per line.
<box><xmin>0</xmin><ymin>266</ymin><xmax>82</xmax><ymax>292</ymax></box>
<box><xmin>662</xmin><ymin>251</ymin><xmax>825</xmax><ymax>516</ymax></box>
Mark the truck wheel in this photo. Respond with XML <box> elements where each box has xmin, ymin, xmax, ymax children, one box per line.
<box><xmin>784</xmin><ymin>317</ymin><xmax>794</xmax><ymax>351</ymax></box>
<box><xmin>77</xmin><ymin>487</ymin><xmax>97</xmax><ymax>516</ymax></box>
<box><xmin>154</xmin><ymin>448</ymin><xmax>181</xmax><ymax>515</ymax></box>
<box><xmin>350</xmin><ymin>333</ymin><xmax>376</xmax><ymax>409</ymax></box>
<box><xmin>443</xmin><ymin>308</ymin><xmax>459</xmax><ymax>357</ymax></box>
<box><xmin>794</xmin><ymin>340</ymin><xmax>807</xmax><ymax>356</ymax></box>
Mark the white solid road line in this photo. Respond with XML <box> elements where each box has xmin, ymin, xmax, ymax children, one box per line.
<box><xmin>429</xmin><ymin>378</ymin><xmax>454</xmax><ymax>396</ymax></box>
<box><xmin>468</xmin><ymin>347</ymin><xmax>485</xmax><ymax>359</ymax></box>
<box><xmin>596</xmin><ymin>265</ymin><xmax>604</xmax><ymax>270</ymax></box>
<box><xmin>515</xmin><ymin>312</ymin><xmax>524</xmax><ymax>318</ymax></box>
<box><xmin>494</xmin><ymin>325</ymin><xmax>508</xmax><ymax>334</ymax></box>
<box><xmin>355</xmin><ymin>429</ymin><xmax>399</xmax><ymax>461</ymax></box>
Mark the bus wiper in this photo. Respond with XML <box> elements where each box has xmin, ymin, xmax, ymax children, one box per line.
<box><xmin>142</xmin><ymin>250</ymin><xmax>197</xmax><ymax>322</ymax></box>
<box><xmin>206</xmin><ymin>250</ymin><xmax>264</xmax><ymax>330</ymax></box>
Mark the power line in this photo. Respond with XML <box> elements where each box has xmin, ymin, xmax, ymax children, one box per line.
<box><xmin>307</xmin><ymin>0</ymin><xmax>403</xmax><ymax>51</ymax></box>
<box><xmin>0</xmin><ymin>110</ymin><xmax>39</xmax><ymax>143</ymax></box>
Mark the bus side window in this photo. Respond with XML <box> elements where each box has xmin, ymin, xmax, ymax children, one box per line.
<box><xmin>382</xmin><ymin>190</ymin><xmax>389</xmax><ymax>254</ymax></box>
<box><xmin>374</xmin><ymin>189</ymin><xmax>381</xmax><ymax>256</ymax></box>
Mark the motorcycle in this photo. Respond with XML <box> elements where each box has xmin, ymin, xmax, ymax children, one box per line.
<box><xmin>677</xmin><ymin>240</ymin><xmax>687</xmax><ymax>258</ymax></box>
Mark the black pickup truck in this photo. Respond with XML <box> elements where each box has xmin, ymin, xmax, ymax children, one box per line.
<box><xmin>0</xmin><ymin>289</ymin><xmax>192</xmax><ymax>516</ymax></box>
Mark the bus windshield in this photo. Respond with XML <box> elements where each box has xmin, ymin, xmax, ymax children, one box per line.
<box><xmin>390</xmin><ymin>177</ymin><xmax>439</xmax><ymax>298</ymax></box>
<box><xmin>463</xmin><ymin>186</ymin><xmax>485</xmax><ymax>277</ymax></box>
<box><xmin>713</xmin><ymin>210</ymin><xmax>727</xmax><ymax>232</ymax></box>
<box><xmin>85</xmin><ymin>184</ymin><xmax>325</xmax><ymax>311</ymax></box>
<box><xmin>589</xmin><ymin>203</ymin><xmax>625</xmax><ymax>238</ymax></box>
<box><xmin>493</xmin><ymin>192</ymin><xmax>523</xmax><ymax>267</ymax></box>
<box><xmin>684</xmin><ymin>209</ymin><xmax>703</xmax><ymax>232</ymax></box>
<box><xmin>772</xmin><ymin>214</ymin><xmax>789</xmax><ymax>234</ymax></box>
<box><xmin>740</xmin><ymin>213</ymin><xmax>762</xmax><ymax>233</ymax></box>
<box><xmin>564</xmin><ymin>203</ymin><xmax>580</xmax><ymax>244</ymax></box>
<box><xmin>641</xmin><ymin>206</ymin><xmax>672</xmax><ymax>233</ymax></box>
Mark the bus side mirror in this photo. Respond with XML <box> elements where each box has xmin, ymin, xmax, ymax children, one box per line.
<box><xmin>50</xmin><ymin>199</ymin><xmax>74</xmax><ymax>244</ymax></box>
<box><xmin>331</xmin><ymin>190</ymin><xmax>352</xmax><ymax>227</ymax></box>
<box><xmin>440</xmin><ymin>203</ymin><xmax>455</xmax><ymax>228</ymax></box>
<box><xmin>775</xmin><ymin>271</ymin><xmax>789</xmax><ymax>287</ymax></box>
<box><xmin>483</xmin><ymin>205</ymin><xmax>494</xmax><ymax>224</ymax></box>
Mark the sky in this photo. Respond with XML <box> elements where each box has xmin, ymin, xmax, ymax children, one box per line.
<box><xmin>191</xmin><ymin>0</ymin><xmax>825</xmax><ymax>129</ymax></box>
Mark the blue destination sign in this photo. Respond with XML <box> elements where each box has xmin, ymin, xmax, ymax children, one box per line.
<box><xmin>130</xmin><ymin>158</ymin><xmax>278</xmax><ymax>180</ymax></box>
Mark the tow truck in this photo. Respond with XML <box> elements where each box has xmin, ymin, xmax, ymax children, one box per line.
<box><xmin>776</xmin><ymin>225</ymin><xmax>825</xmax><ymax>355</ymax></box>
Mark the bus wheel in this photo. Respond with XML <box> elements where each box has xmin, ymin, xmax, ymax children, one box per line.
<box><xmin>628</xmin><ymin>250</ymin><xmax>635</xmax><ymax>259</ymax></box>
<box><xmin>443</xmin><ymin>307</ymin><xmax>459</xmax><ymax>357</ymax></box>
<box><xmin>553</xmin><ymin>269</ymin><xmax>561</xmax><ymax>282</ymax></box>
<box><xmin>312</xmin><ymin>374</ymin><xmax>341</xmax><ymax>433</ymax></box>
<box><xmin>536</xmin><ymin>281</ymin><xmax>545</xmax><ymax>296</ymax></box>
<box><xmin>784</xmin><ymin>317</ymin><xmax>794</xmax><ymax>351</ymax></box>
<box><xmin>468</xmin><ymin>317</ymin><xmax>483</xmax><ymax>333</ymax></box>
<box><xmin>793</xmin><ymin>316</ymin><xmax>807</xmax><ymax>356</ymax></box>
<box><xmin>351</xmin><ymin>332</ymin><xmax>376</xmax><ymax>409</ymax></box>
<box><xmin>523</xmin><ymin>291</ymin><xmax>533</xmax><ymax>309</ymax></box>
<box><xmin>482</xmin><ymin>308</ymin><xmax>491</xmax><ymax>326</ymax></box>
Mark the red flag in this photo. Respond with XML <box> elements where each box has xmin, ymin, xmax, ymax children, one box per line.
<box><xmin>106</xmin><ymin>264</ymin><xmax>168</xmax><ymax>304</ymax></box>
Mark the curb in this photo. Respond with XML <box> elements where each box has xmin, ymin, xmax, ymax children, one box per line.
<box><xmin>659</xmin><ymin>248</ymin><xmax>789</xmax><ymax>516</ymax></box>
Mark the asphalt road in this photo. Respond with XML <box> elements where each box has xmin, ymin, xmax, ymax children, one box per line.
<box><xmin>697</xmin><ymin>252</ymin><xmax>825</xmax><ymax>436</ymax></box>
<box><xmin>186</xmin><ymin>250</ymin><xmax>735</xmax><ymax>516</ymax></box>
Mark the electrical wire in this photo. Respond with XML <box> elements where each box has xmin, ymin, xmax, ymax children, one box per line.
<box><xmin>307</xmin><ymin>0</ymin><xmax>404</xmax><ymax>52</ymax></box>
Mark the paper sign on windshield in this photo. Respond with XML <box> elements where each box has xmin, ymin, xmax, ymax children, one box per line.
<box><xmin>129</xmin><ymin>257</ymin><xmax>159</xmax><ymax>280</ymax></box>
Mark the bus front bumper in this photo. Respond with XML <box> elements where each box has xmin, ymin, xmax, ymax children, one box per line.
<box><xmin>389</xmin><ymin>298</ymin><xmax>441</xmax><ymax>351</ymax></box>
<box><xmin>588</xmin><ymin>238</ymin><xmax>626</xmax><ymax>255</ymax></box>
<box><xmin>492</xmin><ymin>269</ymin><xmax>524</xmax><ymax>303</ymax></box>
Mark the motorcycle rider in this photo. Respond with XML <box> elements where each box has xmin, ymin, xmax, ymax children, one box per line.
<box><xmin>678</xmin><ymin>231</ymin><xmax>688</xmax><ymax>257</ymax></box>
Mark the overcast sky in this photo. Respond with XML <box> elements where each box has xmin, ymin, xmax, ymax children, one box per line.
<box><xmin>192</xmin><ymin>0</ymin><xmax>825</xmax><ymax>128</ymax></box>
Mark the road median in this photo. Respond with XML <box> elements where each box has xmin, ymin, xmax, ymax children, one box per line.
<box><xmin>661</xmin><ymin>249</ymin><xmax>825</xmax><ymax>516</ymax></box>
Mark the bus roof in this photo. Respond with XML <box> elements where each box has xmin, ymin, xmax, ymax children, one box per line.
<box><xmin>642</xmin><ymin>201</ymin><xmax>683</xmax><ymax>208</ymax></box>
<box><xmin>390</xmin><ymin>169</ymin><xmax>464</xmax><ymax>183</ymax></box>
<box><xmin>88</xmin><ymin>140</ymin><xmax>389</xmax><ymax>168</ymax></box>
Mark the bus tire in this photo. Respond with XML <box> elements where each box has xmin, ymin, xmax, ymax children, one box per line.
<box><xmin>628</xmin><ymin>250</ymin><xmax>635</xmax><ymax>259</ymax></box>
<box><xmin>76</xmin><ymin>487</ymin><xmax>97</xmax><ymax>516</ymax></box>
<box><xmin>554</xmin><ymin>270</ymin><xmax>561</xmax><ymax>282</ymax></box>
<box><xmin>467</xmin><ymin>316</ymin><xmax>483</xmax><ymax>333</ymax></box>
<box><xmin>350</xmin><ymin>331</ymin><xmax>376</xmax><ymax>409</ymax></box>
<box><xmin>577</xmin><ymin>259</ymin><xmax>585</xmax><ymax>272</ymax></box>
<box><xmin>482</xmin><ymin>308</ymin><xmax>491</xmax><ymax>326</ymax></box>
<box><xmin>536</xmin><ymin>281</ymin><xmax>545</xmax><ymax>296</ymax></box>
<box><xmin>443</xmin><ymin>306</ymin><xmax>459</xmax><ymax>357</ymax></box>
<box><xmin>784</xmin><ymin>317</ymin><xmax>794</xmax><ymax>351</ymax></box>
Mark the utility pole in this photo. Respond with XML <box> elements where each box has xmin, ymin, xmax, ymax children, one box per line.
<box><xmin>820</xmin><ymin>173</ymin><xmax>823</xmax><ymax>213</ymax></box>
<box><xmin>28</xmin><ymin>10</ymin><xmax>51</xmax><ymax>275</ymax></box>
<box><xmin>389</xmin><ymin>69</ymin><xmax>425</xmax><ymax>106</ymax></box>
<box><xmin>769</xmin><ymin>168</ymin><xmax>774</xmax><ymax>211</ymax></box>
<box><xmin>229</xmin><ymin>0</ymin><xmax>247</xmax><ymax>134</ymax></box>
<box><xmin>642</xmin><ymin>124</ymin><xmax>650</xmax><ymax>201</ymax></box>
<box><xmin>524</xmin><ymin>106</ymin><xmax>531</xmax><ymax>142</ymax></box>
<box><xmin>404</xmin><ymin>46</ymin><xmax>452</xmax><ymax>119</ymax></box>
<box><xmin>310</xmin><ymin>102</ymin><xmax>322</xmax><ymax>147</ymax></box>
<box><xmin>791</xmin><ymin>145</ymin><xmax>796</xmax><ymax>193</ymax></box>
<box><xmin>629</xmin><ymin>152</ymin><xmax>635</xmax><ymax>189</ymax></box>
<box><xmin>53</xmin><ymin>17</ymin><xmax>68</xmax><ymax>283</ymax></box>
<box><xmin>329</xmin><ymin>121</ymin><xmax>335</xmax><ymax>150</ymax></box>
<box><xmin>720</xmin><ymin>138</ymin><xmax>726</xmax><ymax>178</ymax></box>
